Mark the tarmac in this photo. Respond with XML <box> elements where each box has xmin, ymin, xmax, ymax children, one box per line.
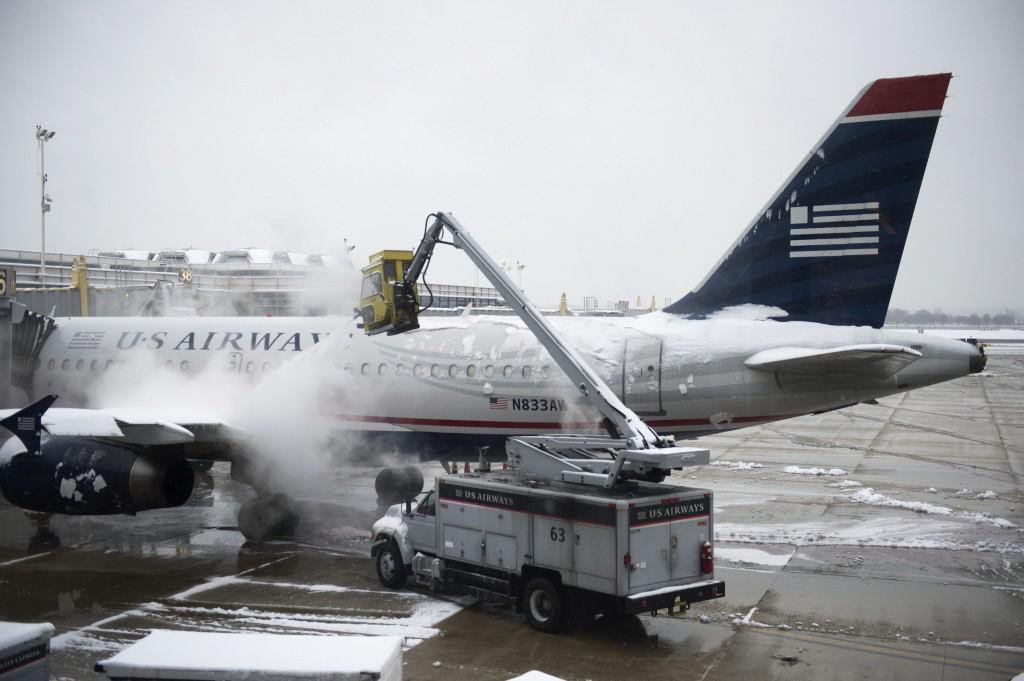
<box><xmin>1</xmin><ymin>347</ymin><xmax>1022</xmax><ymax>680</ymax></box>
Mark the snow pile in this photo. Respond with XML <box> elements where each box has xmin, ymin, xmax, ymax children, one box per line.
<box><xmin>716</xmin><ymin>547</ymin><xmax>793</xmax><ymax>567</ymax></box>
<box><xmin>850</xmin><ymin>488</ymin><xmax>953</xmax><ymax>515</ymax></box>
<box><xmin>784</xmin><ymin>466</ymin><xmax>847</xmax><ymax>476</ymax></box>
<box><xmin>710</xmin><ymin>460</ymin><xmax>765</xmax><ymax>471</ymax></box>
<box><xmin>976</xmin><ymin>490</ymin><xmax>998</xmax><ymax>499</ymax></box>
<box><xmin>506</xmin><ymin>672</ymin><xmax>567</xmax><ymax>681</ymax></box>
<box><xmin>828</xmin><ymin>480</ymin><xmax>862</xmax><ymax>488</ymax></box>
<box><xmin>706</xmin><ymin>304</ymin><xmax>788</xmax><ymax>321</ymax></box>
<box><xmin>848</xmin><ymin>488</ymin><xmax>1017</xmax><ymax>528</ymax></box>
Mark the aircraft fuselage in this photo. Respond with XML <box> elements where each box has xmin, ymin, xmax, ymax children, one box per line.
<box><xmin>33</xmin><ymin>313</ymin><xmax>980</xmax><ymax>443</ymax></box>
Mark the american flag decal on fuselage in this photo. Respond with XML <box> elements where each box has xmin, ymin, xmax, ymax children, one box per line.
<box><xmin>789</xmin><ymin>202</ymin><xmax>880</xmax><ymax>258</ymax></box>
<box><xmin>489</xmin><ymin>397</ymin><xmax>508</xmax><ymax>410</ymax></box>
<box><xmin>67</xmin><ymin>331</ymin><xmax>106</xmax><ymax>349</ymax></box>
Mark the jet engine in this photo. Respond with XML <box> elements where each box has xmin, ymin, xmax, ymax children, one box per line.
<box><xmin>0</xmin><ymin>436</ymin><xmax>194</xmax><ymax>515</ymax></box>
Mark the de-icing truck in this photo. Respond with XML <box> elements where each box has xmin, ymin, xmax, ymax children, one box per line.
<box><xmin>364</xmin><ymin>213</ymin><xmax>724</xmax><ymax>631</ymax></box>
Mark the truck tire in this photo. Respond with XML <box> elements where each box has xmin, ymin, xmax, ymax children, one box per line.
<box><xmin>376</xmin><ymin>540</ymin><xmax>407</xmax><ymax>588</ymax></box>
<box><xmin>523</xmin><ymin>577</ymin><xmax>565</xmax><ymax>633</ymax></box>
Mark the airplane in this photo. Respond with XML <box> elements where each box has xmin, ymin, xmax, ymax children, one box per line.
<box><xmin>0</xmin><ymin>72</ymin><xmax>985</xmax><ymax>541</ymax></box>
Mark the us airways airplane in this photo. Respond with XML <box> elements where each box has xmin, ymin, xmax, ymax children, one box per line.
<box><xmin>0</xmin><ymin>72</ymin><xmax>985</xmax><ymax>540</ymax></box>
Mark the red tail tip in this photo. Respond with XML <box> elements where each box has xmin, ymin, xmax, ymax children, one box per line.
<box><xmin>848</xmin><ymin>73</ymin><xmax>953</xmax><ymax>118</ymax></box>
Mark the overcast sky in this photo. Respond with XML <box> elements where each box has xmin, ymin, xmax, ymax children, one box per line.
<box><xmin>1</xmin><ymin>1</ymin><xmax>1021</xmax><ymax>311</ymax></box>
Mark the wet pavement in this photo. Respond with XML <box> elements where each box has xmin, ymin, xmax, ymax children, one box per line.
<box><xmin>1</xmin><ymin>350</ymin><xmax>1022</xmax><ymax>679</ymax></box>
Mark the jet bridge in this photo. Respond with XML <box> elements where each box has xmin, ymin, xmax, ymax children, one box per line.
<box><xmin>361</xmin><ymin>212</ymin><xmax>708</xmax><ymax>488</ymax></box>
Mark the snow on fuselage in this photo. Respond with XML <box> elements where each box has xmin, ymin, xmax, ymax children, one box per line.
<box><xmin>33</xmin><ymin>312</ymin><xmax>979</xmax><ymax>439</ymax></box>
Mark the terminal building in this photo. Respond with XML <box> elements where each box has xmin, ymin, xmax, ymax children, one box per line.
<box><xmin>0</xmin><ymin>246</ymin><xmax>657</xmax><ymax>320</ymax></box>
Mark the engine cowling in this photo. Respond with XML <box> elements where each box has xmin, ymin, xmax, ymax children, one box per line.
<box><xmin>0</xmin><ymin>436</ymin><xmax>194</xmax><ymax>515</ymax></box>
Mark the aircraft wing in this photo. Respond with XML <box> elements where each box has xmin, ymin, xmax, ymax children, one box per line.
<box><xmin>744</xmin><ymin>344</ymin><xmax>922</xmax><ymax>378</ymax></box>
<box><xmin>0</xmin><ymin>403</ymin><xmax>243</xmax><ymax>449</ymax></box>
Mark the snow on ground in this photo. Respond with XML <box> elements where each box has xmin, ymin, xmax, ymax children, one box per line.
<box><xmin>716</xmin><ymin>546</ymin><xmax>794</xmax><ymax>567</ymax></box>
<box><xmin>918</xmin><ymin>328</ymin><xmax>1024</xmax><ymax>341</ymax></box>
<box><xmin>848</xmin><ymin>488</ymin><xmax>1017</xmax><ymax>528</ymax></box>
<box><xmin>716</xmin><ymin>517</ymin><xmax>1024</xmax><ymax>554</ymax></box>
<box><xmin>784</xmin><ymin>466</ymin><xmax>847</xmax><ymax>476</ymax></box>
<box><xmin>52</xmin><ymin>571</ymin><xmax>464</xmax><ymax>656</ymax></box>
<box><xmin>709</xmin><ymin>460</ymin><xmax>765</xmax><ymax>470</ymax></box>
<box><xmin>828</xmin><ymin>480</ymin><xmax>862</xmax><ymax>488</ymax></box>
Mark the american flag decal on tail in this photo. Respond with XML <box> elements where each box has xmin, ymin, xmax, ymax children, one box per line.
<box><xmin>489</xmin><ymin>397</ymin><xmax>508</xmax><ymax>410</ymax></box>
<box><xmin>789</xmin><ymin>202</ymin><xmax>880</xmax><ymax>258</ymax></box>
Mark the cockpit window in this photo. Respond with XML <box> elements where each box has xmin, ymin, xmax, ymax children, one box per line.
<box><xmin>360</xmin><ymin>272</ymin><xmax>382</xmax><ymax>299</ymax></box>
<box><xmin>417</xmin><ymin>490</ymin><xmax>436</xmax><ymax>516</ymax></box>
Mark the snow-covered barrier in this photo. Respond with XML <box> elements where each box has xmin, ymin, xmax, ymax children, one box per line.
<box><xmin>96</xmin><ymin>631</ymin><xmax>403</xmax><ymax>680</ymax></box>
<box><xmin>0</xmin><ymin>621</ymin><xmax>54</xmax><ymax>681</ymax></box>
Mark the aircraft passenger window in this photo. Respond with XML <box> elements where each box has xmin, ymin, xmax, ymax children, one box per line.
<box><xmin>396</xmin><ymin>363</ymin><xmax>406</xmax><ymax>376</ymax></box>
<box><xmin>47</xmin><ymin>359</ymin><xmax>55</xmax><ymax>370</ymax></box>
<box><xmin>541</xmin><ymin>365</ymin><xmax>551</xmax><ymax>379</ymax></box>
<box><xmin>262</xmin><ymin>361</ymin><xmax>271</xmax><ymax>372</ymax></box>
<box><xmin>503</xmin><ymin>365</ymin><xmax>513</xmax><ymax>379</ymax></box>
<box><xmin>466</xmin><ymin>365</ymin><xmax>477</xmax><ymax>378</ymax></box>
<box><xmin>105</xmin><ymin>360</ymin><xmax>114</xmax><ymax>369</ymax></box>
<box><xmin>165</xmin><ymin>360</ymin><xmax>174</xmax><ymax>369</ymax></box>
<box><xmin>246</xmin><ymin>361</ymin><xmax>255</xmax><ymax>373</ymax></box>
<box><xmin>76</xmin><ymin>359</ymin><xmax>84</xmax><ymax>371</ymax></box>
<box><xmin>414</xmin><ymin>364</ymin><xmax>426</xmax><ymax>378</ymax></box>
<box><xmin>181</xmin><ymin>361</ymin><xmax>190</xmax><ymax>372</ymax></box>
<box><xmin>61</xmin><ymin>359</ymin><xmax>69</xmax><ymax>371</ymax></box>
<box><xmin>448</xmin><ymin>364</ymin><xmax>458</xmax><ymax>378</ymax></box>
<box><xmin>431</xmin><ymin>364</ymin><xmax>443</xmax><ymax>379</ymax></box>
<box><xmin>90</xmin><ymin>360</ymin><xmax>98</xmax><ymax>371</ymax></box>
<box><xmin>378</xmin><ymin>363</ymin><xmax>388</xmax><ymax>376</ymax></box>
<box><xmin>484</xmin><ymin>365</ymin><xmax>494</xmax><ymax>377</ymax></box>
<box><xmin>522</xmin><ymin>366</ymin><xmax>532</xmax><ymax>379</ymax></box>
<box><xmin>361</xmin><ymin>363</ymin><xmax>371</xmax><ymax>376</ymax></box>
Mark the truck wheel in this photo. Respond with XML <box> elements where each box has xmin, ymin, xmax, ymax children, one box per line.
<box><xmin>376</xmin><ymin>540</ymin><xmax>407</xmax><ymax>588</ymax></box>
<box><xmin>523</xmin><ymin>577</ymin><xmax>564</xmax><ymax>633</ymax></box>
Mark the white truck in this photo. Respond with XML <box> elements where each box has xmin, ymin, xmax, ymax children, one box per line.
<box><xmin>364</xmin><ymin>213</ymin><xmax>724</xmax><ymax>631</ymax></box>
<box><xmin>371</xmin><ymin>458</ymin><xmax>723</xmax><ymax>632</ymax></box>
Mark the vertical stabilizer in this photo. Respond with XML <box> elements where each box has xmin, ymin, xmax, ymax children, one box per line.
<box><xmin>665</xmin><ymin>73</ymin><xmax>952</xmax><ymax>327</ymax></box>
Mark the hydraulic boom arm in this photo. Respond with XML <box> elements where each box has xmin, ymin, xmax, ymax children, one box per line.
<box><xmin>417</xmin><ymin>213</ymin><xmax>668</xmax><ymax>453</ymax></box>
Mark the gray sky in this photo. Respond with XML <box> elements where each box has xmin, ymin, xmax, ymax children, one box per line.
<box><xmin>1</xmin><ymin>0</ymin><xmax>1021</xmax><ymax>311</ymax></box>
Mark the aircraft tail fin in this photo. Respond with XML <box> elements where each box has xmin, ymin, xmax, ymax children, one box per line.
<box><xmin>0</xmin><ymin>395</ymin><xmax>57</xmax><ymax>456</ymax></box>
<box><xmin>664</xmin><ymin>73</ymin><xmax>952</xmax><ymax>328</ymax></box>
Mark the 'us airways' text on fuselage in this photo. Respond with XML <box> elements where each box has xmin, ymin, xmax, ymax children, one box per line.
<box><xmin>82</xmin><ymin>331</ymin><xmax>333</xmax><ymax>352</ymax></box>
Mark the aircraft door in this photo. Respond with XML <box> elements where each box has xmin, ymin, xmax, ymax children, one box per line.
<box><xmin>622</xmin><ymin>335</ymin><xmax>664</xmax><ymax>415</ymax></box>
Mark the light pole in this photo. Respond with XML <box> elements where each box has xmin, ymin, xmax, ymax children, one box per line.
<box><xmin>35</xmin><ymin>125</ymin><xmax>56</xmax><ymax>283</ymax></box>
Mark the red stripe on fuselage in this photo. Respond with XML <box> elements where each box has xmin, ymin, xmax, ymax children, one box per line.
<box><xmin>330</xmin><ymin>413</ymin><xmax>802</xmax><ymax>430</ymax></box>
<box><xmin>847</xmin><ymin>73</ymin><xmax>951</xmax><ymax>117</ymax></box>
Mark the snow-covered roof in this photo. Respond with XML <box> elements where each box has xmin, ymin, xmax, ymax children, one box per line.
<box><xmin>96</xmin><ymin>631</ymin><xmax>402</xmax><ymax>680</ymax></box>
<box><xmin>154</xmin><ymin>249</ymin><xmax>214</xmax><ymax>265</ymax></box>
<box><xmin>96</xmin><ymin>250</ymin><xmax>153</xmax><ymax>261</ymax></box>
<box><xmin>213</xmin><ymin>248</ymin><xmax>276</xmax><ymax>265</ymax></box>
<box><xmin>0</xmin><ymin>621</ymin><xmax>55</xmax><ymax>650</ymax></box>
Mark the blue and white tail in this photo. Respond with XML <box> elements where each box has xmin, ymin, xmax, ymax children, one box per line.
<box><xmin>665</xmin><ymin>73</ymin><xmax>952</xmax><ymax>328</ymax></box>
